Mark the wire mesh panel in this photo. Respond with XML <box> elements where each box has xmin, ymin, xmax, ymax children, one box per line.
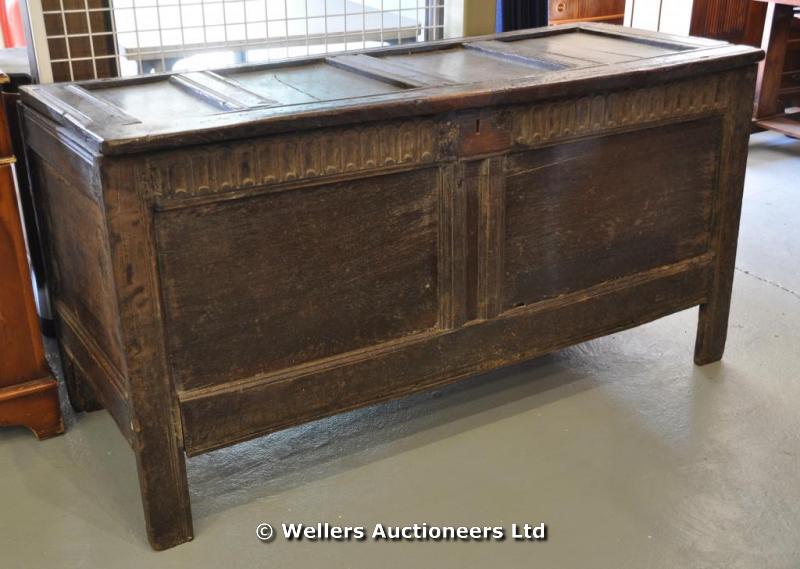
<box><xmin>42</xmin><ymin>0</ymin><xmax>120</xmax><ymax>80</ymax></box>
<box><xmin>41</xmin><ymin>0</ymin><xmax>448</xmax><ymax>81</ymax></box>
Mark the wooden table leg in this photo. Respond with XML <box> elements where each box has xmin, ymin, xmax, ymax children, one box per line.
<box><xmin>754</xmin><ymin>2</ymin><xmax>795</xmax><ymax>119</ymax></box>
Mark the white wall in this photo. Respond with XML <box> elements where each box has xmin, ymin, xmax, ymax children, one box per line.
<box><xmin>625</xmin><ymin>0</ymin><xmax>694</xmax><ymax>36</ymax></box>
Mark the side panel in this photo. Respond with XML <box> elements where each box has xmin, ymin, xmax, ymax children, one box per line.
<box><xmin>32</xmin><ymin>160</ymin><xmax>126</xmax><ymax>370</ymax></box>
<box><xmin>23</xmin><ymin>110</ymin><xmax>130</xmax><ymax>438</ymax></box>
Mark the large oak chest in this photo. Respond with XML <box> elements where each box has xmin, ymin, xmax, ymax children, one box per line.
<box><xmin>20</xmin><ymin>24</ymin><xmax>762</xmax><ymax>549</ymax></box>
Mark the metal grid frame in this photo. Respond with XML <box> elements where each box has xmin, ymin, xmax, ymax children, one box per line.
<box><xmin>40</xmin><ymin>0</ymin><xmax>447</xmax><ymax>81</ymax></box>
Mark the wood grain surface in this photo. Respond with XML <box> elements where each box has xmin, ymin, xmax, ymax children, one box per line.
<box><xmin>20</xmin><ymin>25</ymin><xmax>761</xmax><ymax>549</ymax></box>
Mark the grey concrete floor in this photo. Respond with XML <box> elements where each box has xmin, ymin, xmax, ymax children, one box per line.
<box><xmin>1</xmin><ymin>132</ymin><xmax>799</xmax><ymax>569</ymax></box>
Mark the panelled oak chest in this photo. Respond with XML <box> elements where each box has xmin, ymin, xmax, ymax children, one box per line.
<box><xmin>20</xmin><ymin>24</ymin><xmax>762</xmax><ymax>549</ymax></box>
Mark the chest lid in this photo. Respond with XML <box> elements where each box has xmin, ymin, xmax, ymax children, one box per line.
<box><xmin>20</xmin><ymin>23</ymin><xmax>761</xmax><ymax>155</ymax></box>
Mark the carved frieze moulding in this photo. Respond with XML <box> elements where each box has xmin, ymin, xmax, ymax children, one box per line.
<box><xmin>143</xmin><ymin>118</ymin><xmax>438</xmax><ymax>200</ymax></box>
<box><xmin>510</xmin><ymin>70</ymin><xmax>740</xmax><ymax>147</ymax></box>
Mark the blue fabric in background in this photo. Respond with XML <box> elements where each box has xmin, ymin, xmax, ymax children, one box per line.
<box><xmin>497</xmin><ymin>0</ymin><xmax>549</xmax><ymax>32</ymax></box>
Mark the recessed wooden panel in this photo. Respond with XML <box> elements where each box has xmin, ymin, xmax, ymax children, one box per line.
<box><xmin>157</xmin><ymin>169</ymin><xmax>440</xmax><ymax>390</ymax></box>
<box><xmin>181</xmin><ymin>258</ymin><xmax>712</xmax><ymax>455</ymax></box>
<box><xmin>504</xmin><ymin>30</ymin><xmax>688</xmax><ymax>65</ymax></box>
<box><xmin>89</xmin><ymin>81</ymin><xmax>225</xmax><ymax>121</ymax></box>
<box><xmin>223</xmin><ymin>62</ymin><xmax>405</xmax><ymax>105</ymax></box>
<box><xmin>503</xmin><ymin>118</ymin><xmax>721</xmax><ymax>309</ymax></box>
<box><xmin>32</xmin><ymin>158</ymin><xmax>126</xmax><ymax>372</ymax></box>
<box><xmin>380</xmin><ymin>48</ymin><xmax>557</xmax><ymax>84</ymax></box>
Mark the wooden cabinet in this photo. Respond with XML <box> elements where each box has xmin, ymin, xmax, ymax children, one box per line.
<box><xmin>549</xmin><ymin>0</ymin><xmax>626</xmax><ymax>25</ymax></box>
<box><xmin>0</xmin><ymin>69</ymin><xmax>62</xmax><ymax>440</ymax></box>
<box><xmin>691</xmin><ymin>0</ymin><xmax>768</xmax><ymax>45</ymax></box>
<box><xmin>20</xmin><ymin>24</ymin><xmax>761</xmax><ymax>550</ymax></box>
<box><xmin>691</xmin><ymin>0</ymin><xmax>800</xmax><ymax>114</ymax></box>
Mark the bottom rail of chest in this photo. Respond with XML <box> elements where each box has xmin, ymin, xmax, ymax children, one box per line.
<box><xmin>179</xmin><ymin>254</ymin><xmax>712</xmax><ymax>455</ymax></box>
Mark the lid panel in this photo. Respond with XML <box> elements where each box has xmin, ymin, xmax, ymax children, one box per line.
<box><xmin>89</xmin><ymin>80</ymin><xmax>225</xmax><ymax>121</ymax></box>
<box><xmin>380</xmin><ymin>48</ymin><xmax>559</xmax><ymax>84</ymax></box>
<box><xmin>223</xmin><ymin>62</ymin><xmax>406</xmax><ymax>105</ymax></box>
<box><xmin>501</xmin><ymin>31</ymin><xmax>689</xmax><ymax>65</ymax></box>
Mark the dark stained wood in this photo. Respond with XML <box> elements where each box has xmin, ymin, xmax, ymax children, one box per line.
<box><xmin>476</xmin><ymin>156</ymin><xmax>505</xmax><ymax>320</ymax></box>
<box><xmin>498</xmin><ymin>32</ymin><xmax>678</xmax><ymax>65</ymax></box>
<box><xmin>695</xmin><ymin>67</ymin><xmax>758</xmax><ymax>365</ymax></box>
<box><xmin>326</xmin><ymin>53</ymin><xmax>458</xmax><ymax>88</ymax></box>
<box><xmin>156</xmin><ymin>169</ymin><xmax>440</xmax><ymax>391</ymax></box>
<box><xmin>754</xmin><ymin>1</ymin><xmax>797</xmax><ymax>117</ymax></box>
<box><xmin>103</xmin><ymin>157</ymin><xmax>194</xmax><ymax>550</ymax></box>
<box><xmin>461</xmin><ymin>156</ymin><xmax>506</xmax><ymax>323</ymax></box>
<box><xmin>224</xmin><ymin>61</ymin><xmax>405</xmax><ymax>105</ymax></box>
<box><xmin>18</xmin><ymin>24</ymin><xmax>756</xmax><ymax>156</ymax></box>
<box><xmin>691</xmin><ymin>0</ymin><xmax>768</xmax><ymax>46</ymax></box>
<box><xmin>464</xmin><ymin>39</ymin><xmax>582</xmax><ymax>68</ymax></box>
<box><xmin>452</xmin><ymin>110</ymin><xmax>514</xmax><ymax>157</ymax></box>
<box><xmin>437</xmin><ymin>161</ymin><xmax>468</xmax><ymax>329</ymax></box>
<box><xmin>691</xmin><ymin>0</ymin><xmax>800</xmax><ymax>115</ymax></box>
<box><xmin>0</xmin><ymin>67</ymin><xmax>62</xmax><ymax>440</ymax></box>
<box><xmin>504</xmin><ymin>118</ymin><xmax>720</xmax><ymax>309</ymax></box>
<box><xmin>182</xmin><ymin>256</ymin><xmax>713</xmax><ymax>455</ymax></box>
<box><xmin>29</xmin><ymin>154</ymin><xmax>126</xmax><ymax>373</ymax></box>
<box><xmin>379</xmin><ymin>48</ymin><xmax>556</xmax><ymax>83</ymax></box>
<box><xmin>170</xmin><ymin>71</ymin><xmax>279</xmax><ymax>109</ymax></box>
<box><xmin>60</xmin><ymin>350</ymin><xmax>103</xmax><ymax>413</ymax></box>
<box><xmin>19</xmin><ymin>25</ymin><xmax>761</xmax><ymax>550</ymax></box>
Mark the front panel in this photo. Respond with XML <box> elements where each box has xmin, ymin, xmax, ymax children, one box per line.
<box><xmin>163</xmin><ymin>68</ymin><xmax>745</xmax><ymax>454</ymax></box>
<box><xmin>503</xmin><ymin>117</ymin><xmax>722</xmax><ymax>310</ymax></box>
<box><xmin>157</xmin><ymin>168</ymin><xmax>440</xmax><ymax>391</ymax></box>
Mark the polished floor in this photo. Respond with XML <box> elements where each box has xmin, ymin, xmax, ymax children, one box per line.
<box><xmin>1</xmin><ymin>132</ymin><xmax>798</xmax><ymax>569</ymax></box>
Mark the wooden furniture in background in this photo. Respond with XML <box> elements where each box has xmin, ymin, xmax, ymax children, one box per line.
<box><xmin>549</xmin><ymin>0</ymin><xmax>625</xmax><ymax>25</ymax></box>
<box><xmin>753</xmin><ymin>0</ymin><xmax>800</xmax><ymax>136</ymax></box>
<box><xmin>21</xmin><ymin>24</ymin><xmax>761</xmax><ymax>549</ymax></box>
<box><xmin>690</xmin><ymin>0</ymin><xmax>768</xmax><ymax>45</ymax></box>
<box><xmin>0</xmin><ymin>68</ymin><xmax>62</xmax><ymax>440</ymax></box>
<box><xmin>688</xmin><ymin>0</ymin><xmax>800</xmax><ymax>132</ymax></box>
<box><xmin>0</xmin><ymin>49</ymin><xmax>52</xmax><ymax>338</ymax></box>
